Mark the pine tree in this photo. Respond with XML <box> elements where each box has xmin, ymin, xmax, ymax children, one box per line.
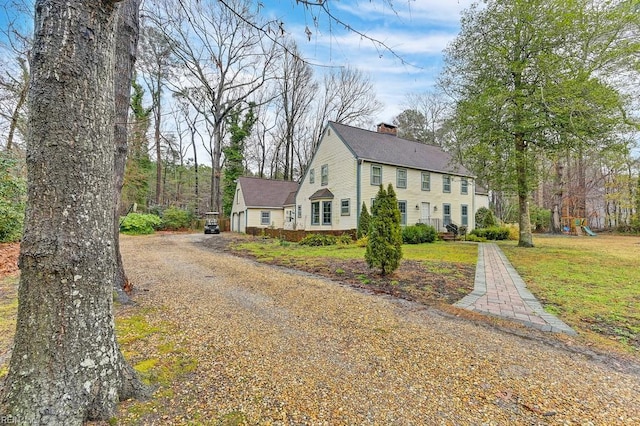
<box><xmin>357</xmin><ymin>202</ymin><xmax>371</xmax><ymax>238</ymax></box>
<box><xmin>365</xmin><ymin>184</ymin><xmax>403</xmax><ymax>275</ymax></box>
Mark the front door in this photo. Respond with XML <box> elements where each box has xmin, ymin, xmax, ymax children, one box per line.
<box><xmin>421</xmin><ymin>202</ymin><xmax>430</xmax><ymax>225</ymax></box>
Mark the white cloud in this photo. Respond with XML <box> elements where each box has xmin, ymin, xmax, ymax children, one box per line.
<box><xmin>330</xmin><ymin>0</ymin><xmax>475</xmax><ymax>25</ymax></box>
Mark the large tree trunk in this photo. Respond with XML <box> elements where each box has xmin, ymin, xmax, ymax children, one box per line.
<box><xmin>1</xmin><ymin>1</ymin><xmax>147</xmax><ymax>423</ymax></box>
<box><xmin>551</xmin><ymin>160</ymin><xmax>564</xmax><ymax>234</ymax></box>
<box><xmin>113</xmin><ymin>0</ymin><xmax>141</xmax><ymax>304</ymax></box>
<box><xmin>515</xmin><ymin>132</ymin><xmax>534</xmax><ymax>247</ymax></box>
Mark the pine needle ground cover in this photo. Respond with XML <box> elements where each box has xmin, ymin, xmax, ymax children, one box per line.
<box><xmin>498</xmin><ymin>234</ymin><xmax>640</xmax><ymax>355</ymax></box>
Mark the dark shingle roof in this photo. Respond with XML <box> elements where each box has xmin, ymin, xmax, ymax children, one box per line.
<box><xmin>309</xmin><ymin>188</ymin><xmax>334</xmax><ymax>200</ymax></box>
<box><xmin>329</xmin><ymin>121</ymin><xmax>473</xmax><ymax>177</ymax></box>
<box><xmin>238</xmin><ymin>177</ymin><xmax>299</xmax><ymax>208</ymax></box>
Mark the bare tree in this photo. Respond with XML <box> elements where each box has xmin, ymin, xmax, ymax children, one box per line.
<box><xmin>399</xmin><ymin>90</ymin><xmax>451</xmax><ymax>145</ymax></box>
<box><xmin>273</xmin><ymin>41</ymin><xmax>317</xmax><ymax>180</ymax></box>
<box><xmin>146</xmin><ymin>0</ymin><xmax>280</xmax><ymax>213</ymax></box>
<box><xmin>0</xmin><ymin>1</ymin><xmax>31</xmax><ymax>153</ymax></box>
<box><xmin>137</xmin><ymin>25</ymin><xmax>175</xmax><ymax>206</ymax></box>
<box><xmin>310</xmin><ymin>67</ymin><xmax>383</xmax><ymax>151</ymax></box>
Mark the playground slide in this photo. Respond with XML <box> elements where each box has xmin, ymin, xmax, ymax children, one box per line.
<box><xmin>582</xmin><ymin>226</ymin><xmax>597</xmax><ymax>236</ymax></box>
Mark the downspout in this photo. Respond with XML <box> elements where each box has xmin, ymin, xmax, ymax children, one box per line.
<box><xmin>472</xmin><ymin>179</ymin><xmax>476</xmax><ymax>229</ymax></box>
<box><xmin>356</xmin><ymin>159</ymin><xmax>362</xmax><ymax>231</ymax></box>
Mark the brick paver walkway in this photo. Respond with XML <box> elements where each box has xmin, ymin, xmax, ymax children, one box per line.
<box><xmin>455</xmin><ymin>243</ymin><xmax>576</xmax><ymax>335</ymax></box>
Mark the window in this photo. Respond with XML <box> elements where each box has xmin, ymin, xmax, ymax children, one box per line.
<box><xmin>443</xmin><ymin>175</ymin><xmax>451</xmax><ymax>193</ymax></box>
<box><xmin>322</xmin><ymin>201</ymin><xmax>332</xmax><ymax>225</ymax></box>
<box><xmin>309</xmin><ymin>169</ymin><xmax>315</xmax><ymax>184</ymax></box>
<box><xmin>461</xmin><ymin>205</ymin><xmax>468</xmax><ymax>226</ymax></box>
<box><xmin>341</xmin><ymin>199</ymin><xmax>350</xmax><ymax>216</ymax></box>
<box><xmin>236</xmin><ymin>188</ymin><xmax>240</xmax><ymax>204</ymax></box>
<box><xmin>396</xmin><ymin>168</ymin><xmax>407</xmax><ymax>189</ymax></box>
<box><xmin>321</xmin><ymin>164</ymin><xmax>328</xmax><ymax>186</ymax></box>
<box><xmin>311</xmin><ymin>202</ymin><xmax>320</xmax><ymax>225</ymax></box>
<box><xmin>261</xmin><ymin>211</ymin><xmax>271</xmax><ymax>226</ymax></box>
<box><xmin>421</xmin><ymin>172</ymin><xmax>431</xmax><ymax>191</ymax></box>
<box><xmin>443</xmin><ymin>204</ymin><xmax>451</xmax><ymax>226</ymax></box>
<box><xmin>398</xmin><ymin>201</ymin><xmax>407</xmax><ymax>226</ymax></box>
<box><xmin>371</xmin><ymin>165</ymin><xmax>382</xmax><ymax>185</ymax></box>
<box><xmin>297</xmin><ymin>205</ymin><xmax>302</xmax><ymax>219</ymax></box>
<box><xmin>461</xmin><ymin>178</ymin><xmax>468</xmax><ymax>195</ymax></box>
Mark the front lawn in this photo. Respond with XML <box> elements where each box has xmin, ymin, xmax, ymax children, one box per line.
<box><xmin>499</xmin><ymin>234</ymin><xmax>640</xmax><ymax>355</ymax></box>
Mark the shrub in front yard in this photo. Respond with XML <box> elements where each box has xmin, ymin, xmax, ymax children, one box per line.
<box><xmin>402</xmin><ymin>224</ymin><xmax>437</xmax><ymax>244</ymax></box>
<box><xmin>470</xmin><ymin>226</ymin><xmax>510</xmax><ymax>240</ymax></box>
<box><xmin>357</xmin><ymin>202</ymin><xmax>371</xmax><ymax>238</ymax></box>
<box><xmin>366</xmin><ymin>184</ymin><xmax>402</xmax><ymax>275</ymax></box>
<box><xmin>120</xmin><ymin>213</ymin><xmax>162</xmax><ymax>235</ymax></box>
<box><xmin>160</xmin><ymin>207</ymin><xmax>194</xmax><ymax>230</ymax></box>
<box><xmin>475</xmin><ymin>207</ymin><xmax>497</xmax><ymax>228</ymax></box>
<box><xmin>299</xmin><ymin>233</ymin><xmax>337</xmax><ymax>246</ymax></box>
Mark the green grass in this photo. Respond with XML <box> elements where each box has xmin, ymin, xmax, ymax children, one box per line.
<box><xmin>234</xmin><ymin>239</ymin><xmax>478</xmax><ymax>265</ymax></box>
<box><xmin>499</xmin><ymin>234</ymin><xmax>640</xmax><ymax>353</ymax></box>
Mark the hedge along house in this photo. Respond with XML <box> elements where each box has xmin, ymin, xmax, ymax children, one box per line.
<box><xmin>294</xmin><ymin>121</ymin><xmax>489</xmax><ymax>232</ymax></box>
<box><xmin>230</xmin><ymin>176</ymin><xmax>299</xmax><ymax>233</ymax></box>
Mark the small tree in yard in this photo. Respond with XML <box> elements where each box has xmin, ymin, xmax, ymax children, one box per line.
<box><xmin>365</xmin><ymin>184</ymin><xmax>403</xmax><ymax>275</ymax></box>
<box><xmin>357</xmin><ymin>202</ymin><xmax>371</xmax><ymax>238</ymax></box>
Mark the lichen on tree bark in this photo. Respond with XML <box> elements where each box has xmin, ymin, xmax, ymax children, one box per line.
<box><xmin>0</xmin><ymin>1</ymin><xmax>148</xmax><ymax>423</ymax></box>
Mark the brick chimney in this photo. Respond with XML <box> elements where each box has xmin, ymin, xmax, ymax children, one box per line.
<box><xmin>376</xmin><ymin>122</ymin><xmax>397</xmax><ymax>136</ymax></box>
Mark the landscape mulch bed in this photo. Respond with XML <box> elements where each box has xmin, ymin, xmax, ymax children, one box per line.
<box><xmin>201</xmin><ymin>233</ymin><xmax>475</xmax><ymax>308</ymax></box>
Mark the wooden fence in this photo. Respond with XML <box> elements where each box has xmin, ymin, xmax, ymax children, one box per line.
<box><xmin>244</xmin><ymin>227</ymin><xmax>357</xmax><ymax>242</ymax></box>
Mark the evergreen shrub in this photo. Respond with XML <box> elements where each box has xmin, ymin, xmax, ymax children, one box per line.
<box><xmin>120</xmin><ymin>213</ymin><xmax>162</xmax><ymax>235</ymax></box>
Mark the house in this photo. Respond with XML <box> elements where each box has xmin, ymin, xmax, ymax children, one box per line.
<box><xmin>231</xmin><ymin>121</ymin><xmax>489</xmax><ymax>233</ymax></box>
<box><xmin>294</xmin><ymin>121</ymin><xmax>488</xmax><ymax>232</ymax></box>
<box><xmin>230</xmin><ymin>176</ymin><xmax>299</xmax><ymax>233</ymax></box>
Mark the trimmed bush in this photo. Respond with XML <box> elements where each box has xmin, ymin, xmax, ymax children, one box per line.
<box><xmin>465</xmin><ymin>234</ymin><xmax>487</xmax><ymax>242</ymax></box>
<box><xmin>160</xmin><ymin>207</ymin><xmax>194</xmax><ymax>231</ymax></box>
<box><xmin>402</xmin><ymin>224</ymin><xmax>437</xmax><ymax>244</ymax></box>
<box><xmin>475</xmin><ymin>207</ymin><xmax>497</xmax><ymax>228</ymax></box>
<box><xmin>470</xmin><ymin>226</ymin><xmax>510</xmax><ymax>240</ymax></box>
<box><xmin>120</xmin><ymin>213</ymin><xmax>162</xmax><ymax>235</ymax></box>
<box><xmin>357</xmin><ymin>202</ymin><xmax>371</xmax><ymax>238</ymax></box>
<box><xmin>365</xmin><ymin>184</ymin><xmax>402</xmax><ymax>275</ymax></box>
<box><xmin>299</xmin><ymin>233</ymin><xmax>337</xmax><ymax>246</ymax></box>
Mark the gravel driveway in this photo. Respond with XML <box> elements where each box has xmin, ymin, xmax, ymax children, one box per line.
<box><xmin>119</xmin><ymin>232</ymin><xmax>640</xmax><ymax>425</ymax></box>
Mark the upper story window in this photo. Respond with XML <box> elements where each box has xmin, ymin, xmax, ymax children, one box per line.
<box><xmin>443</xmin><ymin>175</ymin><xmax>451</xmax><ymax>193</ymax></box>
<box><xmin>321</xmin><ymin>164</ymin><xmax>328</xmax><ymax>186</ymax></box>
<box><xmin>421</xmin><ymin>172</ymin><xmax>430</xmax><ymax>191</ymax></box>
<box><xmin>461</xmin><ymin>177</ymin><xmax>468</xmax><ymax>195</ymax></box>
<box><xmin>371</xmin><ymin>165</ymin><xmax>382</xmax><ymax>186</ymax></box>
<box><xmin>309</xmin><ymin>169</ymin><xmax>315</xmax><ymax>184</ymax></box>
<box><xmin>396</xmin><ymin>168</ymin><xmax>407</xmax><ymax>189</ymax></box>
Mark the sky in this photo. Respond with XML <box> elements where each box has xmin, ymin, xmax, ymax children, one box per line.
<box><xmin>260</xmin><ymin>0</ymin><xmax>475</xmax><ymax>123</ymax></box>
<box><xmin>1</xmin><ymin>0</ymin><xmax>473</xmax><ymax>124</ymax></box>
